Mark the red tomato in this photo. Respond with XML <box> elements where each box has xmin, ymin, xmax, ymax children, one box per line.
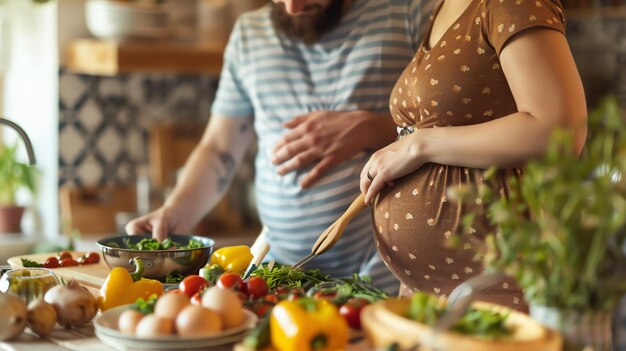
<box><xmin>339</xmin><ymin>298</ymin><xmax>370</xmax><ymax>330</ymax></box>
<box><xmin>264</xmin><ymin>294</ymin><xmax>279</xmax><ymax>304</ymax></box>
<box><xmin>179</xmin><ymin>275</ymin><xmax>209</xmax><ymax>298</ymax></box>
<box><xmin>191</xmin><ymin>291</ymin><xmax>203</xmax><ymax>305</ymax></box>
<box><xmin>253</xmin><ymin>303</ymin><xmax>272</xmax><ymax>318</ymax></box>
<box><xmin>79</xmin><ymin>252</ymin><xmax>100</xmax><ymax>265</ymax></box>
<box><xmin>58</xmin><ymin>251</ymin><xmax>72</xmax><ymax>261</ymax></box>
<box><xmin>59</xmin><ymin>258</ymin><xmax>79</xmax><ymax>267</ymax></box>
<box><xmin>244</xmin><ymin>277</ymin><xmax>269</xmax><ymax>299</ymax></box>
<box><xmin>85</xmin><ymin>252</ymin><xmax>100</xmax><ymax>263</ymax></box>
<box><xmin>217</xmin><ymin>272</ymin><xmax>243</xmax><ymax>290</ymax></box>
<box><xmin>275</xmin><ymin>286</ymin><xmax>289</xmax><ymax>294</ymax></box>
<box><xmin>313</xmin><ymin>289</ymin><xmax>337</xmax><ymax>302</ymax></box>
<box><xmin>43</xmin><ymin>257</ymin><xmax>61</xmax><ymax>269</ymax></box>
<box><xmin>239</xmin><ymin>279</ymin><xmax>248</xmax><ymax>295</ymax></box>
<box><xmin>169</xmin><ymin>289</ymin><xmax>185</xmax><ymax>295</ymax></box>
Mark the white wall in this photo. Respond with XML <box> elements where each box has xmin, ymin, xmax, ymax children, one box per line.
<box><xmin>2</xmin><ymin>0</ymin><xmax>58</xmax><ymax>239</ymax></box>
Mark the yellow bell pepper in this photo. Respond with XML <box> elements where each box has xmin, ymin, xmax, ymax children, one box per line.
<box><xmin>270</xmin><ymin>298</ymin><xmax>349</xmax><ymax>351</ymax></box>
<box><xmin>210</xmin><ymin>245</ymin><xmax>253</xmax><ymax>274</ymax></box>
<box><xmin>98</xmin><ymin>257</ymin><xmax>164</xmax><ymax>311</ymax></box>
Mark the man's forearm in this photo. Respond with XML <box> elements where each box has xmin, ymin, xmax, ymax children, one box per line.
<box><xmin>162</xmin><ymin>116</ymin><xmax>254</xmax><ymax>230</ymax></box>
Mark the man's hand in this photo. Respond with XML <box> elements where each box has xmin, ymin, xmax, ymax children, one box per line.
<box><xmin>271</xmin><ymin>110</ymin><xmax>396</xmax><ymax>188</ymax></box>
<box><xmin>125</xmin><ymin>206</ymin><xmax>189</xmax><ymax>241</ymax></box>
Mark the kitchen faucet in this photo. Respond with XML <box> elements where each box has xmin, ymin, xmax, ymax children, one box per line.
<box><xmin>0</xmin><ymin>117</ymin><xmax>36</xmax><ymax>165</ymax></box>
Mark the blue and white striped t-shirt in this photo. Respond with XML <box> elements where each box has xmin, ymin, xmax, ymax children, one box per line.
<box><xmin>211</xmin><ymin>0</ymin><xmax>433</xmax><ymax>293</ymax></box>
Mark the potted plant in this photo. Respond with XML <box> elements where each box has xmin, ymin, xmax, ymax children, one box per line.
<box><xmin>0</xmin><ymin>143</ymin><xmax>36</xmax><ymax>233</ymax></box>
<box><xmin>457</xmin><ymin>96</ymin><xmax>626</xmax><ymax>351</ymax></box>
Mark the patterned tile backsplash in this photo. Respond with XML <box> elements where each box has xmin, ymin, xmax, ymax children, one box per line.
<box><xmin>58</xmin><ymin>69</ymin><xmax>219</xmax><ymax>187</ymax></box>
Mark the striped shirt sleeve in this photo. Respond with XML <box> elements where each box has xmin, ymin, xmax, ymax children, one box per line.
<box><xmin>408</xmin><ymin>0</ymin><xmax>437</xmax><ymax>51</ymax></box>
<box><xmin>210</xmin><ymin>20</ymin><xmax>254</xmax><ymax>118</ymax></box>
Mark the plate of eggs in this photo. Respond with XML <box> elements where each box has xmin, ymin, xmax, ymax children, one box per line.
<box><xmin>94</xmin><ymin>287</ymin><xmax>257</xmax><ymax>349</ymax></box>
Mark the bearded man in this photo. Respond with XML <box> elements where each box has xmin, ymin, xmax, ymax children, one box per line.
<box><xmin>126</xmin><ymin>0</ymin><xmax>433</xmax><ymax>294</ymax></box>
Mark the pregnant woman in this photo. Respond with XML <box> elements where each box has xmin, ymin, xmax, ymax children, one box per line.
<box><xmin>360</xmin><ymin>0</ymin><xmax>587</xmax><ymax>310</ymax></box>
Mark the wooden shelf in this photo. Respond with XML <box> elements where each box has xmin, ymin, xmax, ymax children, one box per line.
<box><xmin>65</xmin><ymin>39</ymin><xmax>225</xmax><ymax>76</ymax></box>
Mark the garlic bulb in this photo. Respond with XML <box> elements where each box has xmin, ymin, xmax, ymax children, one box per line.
<box><xmin>44</xmin><ymin>280</ymin><xmax>97</xmax><ymax>328</ymax></box>
<box><xmin>0</xmin><ymin>292</ymin><xmax>27</xmax><ymax>341</ymax></box>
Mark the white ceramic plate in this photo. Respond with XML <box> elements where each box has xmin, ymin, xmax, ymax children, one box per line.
<box><xmin>94</xmin><ymin>305</ymin><xmax>257</xmax><ymax>350</ymax></box>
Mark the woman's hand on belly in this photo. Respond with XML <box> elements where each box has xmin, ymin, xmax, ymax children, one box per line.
<box><xmin>360</xmin><ymin>132</ymin><xmax>425</xmax><ymax>205</ymax></box>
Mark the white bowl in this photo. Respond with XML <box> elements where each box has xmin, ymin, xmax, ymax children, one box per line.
<box><xmin>85</xmin><ymin>0</ymin><xmax>171</xmax><ymax>40</ymax></box>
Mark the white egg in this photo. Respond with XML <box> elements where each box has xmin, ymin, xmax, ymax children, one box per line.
<box><xmin>175</xmin><ymin>305</ymin><xmax>222</xmax><ymax>336</ymax></box>
<box><xmin>154</xmin><ymin>293</ymin><xmax>190</xmax><ymax>319</ymax></box>
<box><xmin>201</xmin><ymin>286</ymin><xmax>244</xmax><ymax>329</ymax></box>
<box><xmin>117</xmin><ymin>309</ymin><xmax>144</xmax><ymax>335</ymax></box>
<box><xmin>135</xmin><ymin>314</ymin><xmax>174</xmax><ymax>338</ymax></box>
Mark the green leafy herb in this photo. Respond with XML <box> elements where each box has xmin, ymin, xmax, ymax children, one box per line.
<box><xmin>250</xmin><ymin>263</ymin><xmax>330</xmax><ymax>290</ymax></box>
<box><xmin>131</xmin><ymin>294</ymin><xmax>159</xmax><ymax>315</ymax></box>
<box><xmin>165</xmin><ymin>270</ymin><xmax>185</xmax><ymax>284</ymax></box>
<box><xmin>200</xmin><ymin>264</ymin><xmax>224</xmax><ymax>286</ymax></box>
<box><xmin>0</xmin><ymin>142</ymin><xmax>37</xmax><ymax>205</ymax></box>
<box><xmin>408</xmin><ymin>292</ymin><xmax>510</xmax><ymax>339</ymax></box>
<box><xmin>452</xmin><ymin>96</ymin><xmax>626</xmax><ymax>312</ymax></box>
<box><xmin>20</xmin><ymin>258</ymin><xmax>43</xmax><ymax>268</ymax></box>
<box><xmin>309</xmin><ymin>273</ymin><xmax>388</xmax><ymax>304</ymax></box>
<box><xmin>122</xmin><ymin>238</ymin><xmax>203</xmax><ymax>251</ymax></box>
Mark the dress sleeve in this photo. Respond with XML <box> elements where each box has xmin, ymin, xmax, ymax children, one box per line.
<box><xmin>482</xmin><ymin>0</ymin><xmax>566</xmax><ymax>56</ymax></box>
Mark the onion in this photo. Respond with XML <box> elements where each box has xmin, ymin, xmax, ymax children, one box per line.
<box><xmin>44</xmin><ymin>280</ymin><xmax>97</xmax><ymax>328</ymax></box>
<box><xmin>0</xmin><ymin>292</ymin><xmax>27</xmax><ymax>341</ymax></box>
<box><xmin>27</xmin><ymin>298</ymin><xmax>57</xmax><ymax>337</ymax></box>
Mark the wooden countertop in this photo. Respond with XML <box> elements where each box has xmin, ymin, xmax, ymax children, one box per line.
<box><xmin>65</xmin><ymin>39</ymin><xmax>226</xmax><ymax>76</ymax></box>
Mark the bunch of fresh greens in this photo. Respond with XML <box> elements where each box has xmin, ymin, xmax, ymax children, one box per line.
<box><xmin>250</xmin><ymin>263</ymin><xmax>330</xmax><ymax>290</ymax></box>
<box><xmin>131</xmin><ymin>294</ymin><xmax>159</xmax><ymax>315</ymax></box>
<box><xmin>408</xmin><ymin>292</ymin><xmax>510</xmax><ymax>340</ymax></box>
<box><xmin>456</xmin><ymin>96</ymin><xmax>626</xmax><ymax>312</ymax></box>
<box><xmin>165</xmin><ymin>270</ymin><xmax>184</xmax><ymax>284</ymax></box>
<box><xmin>121</xmin><ymin>237</ymin><xmax>203</xmax><ymax>251</ymax></box>
<box><xmin>308</xmin><ymin>273</ymin><xmax>388</xmax><ymax>304</ymax></box>
<box><xmin>20</xmin><ymin>258</ymin><xmax>42</xmax><ymax>268</ymax></box>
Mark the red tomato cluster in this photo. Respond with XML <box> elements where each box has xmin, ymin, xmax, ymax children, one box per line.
<box><xmin>168</xmin><ymin>270</ymin><xmax>370</xmax><ymax>328</ymax></box>
<box><xmin>43</xmin><ymin>251</ymin><xmax>100</xmax><ymax>268</ymax></box>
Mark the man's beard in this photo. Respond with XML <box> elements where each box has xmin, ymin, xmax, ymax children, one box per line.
<box><xmin>270</xmin><ymin>0</ymin><xmax>345</xmax><ymax>45</ymax></box>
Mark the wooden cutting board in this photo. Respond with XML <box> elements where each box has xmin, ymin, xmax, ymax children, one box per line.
<box><xmin>7</xmin><ymin>251</ymin><xmax>111</xmax><ymax>295</ymax></box>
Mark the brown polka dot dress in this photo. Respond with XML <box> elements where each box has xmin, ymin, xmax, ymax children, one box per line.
<box><xmin>373</xmin><ymin>0</ymin><xmax>566</xmax><ymax>311</ymax></box>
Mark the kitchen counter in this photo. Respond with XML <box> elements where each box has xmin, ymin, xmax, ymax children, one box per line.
<box><xmin>1</xmin><ymin>324</ymin><xmax>372</xmax><ymax>351</ymax></box>
<box><xmin>0</xmin><ymin>324</ymin><xmax>236</xmax><ymax>351</ymax></box>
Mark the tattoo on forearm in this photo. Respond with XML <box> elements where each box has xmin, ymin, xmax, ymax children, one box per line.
<box><xmin>217</xmin><ymin>152</ymin><xmax>236</xmax><ymax>193</ymax></box>
<box><xmin>240</xmin><ymin>121</ymin><xmax>250</xmax><ymax>134</ymax></box>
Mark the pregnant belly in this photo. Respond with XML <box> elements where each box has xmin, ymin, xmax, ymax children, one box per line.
<box><xmin>372</xmin><ymin>163</ymin><xmax>514</xmax><ymax>297</ymax></box>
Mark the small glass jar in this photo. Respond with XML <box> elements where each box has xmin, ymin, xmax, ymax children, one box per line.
<box><xmin>0</xmin><ymin>268</ymin><xmax>60</xmax><ymax>303</ymax></box>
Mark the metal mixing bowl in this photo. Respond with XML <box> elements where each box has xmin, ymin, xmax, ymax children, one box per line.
<box><xmin>96</xmin><ymin>234</ymin><xmax>215</xmax><ymax>281</ymax></box>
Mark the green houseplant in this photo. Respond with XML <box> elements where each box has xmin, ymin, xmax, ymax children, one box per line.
<box><xmin>0</xmin><ymin>143</ymin><xmax>36</xmax><ymax>232</ymax></box>
<box><xmin>458</xmin><ymin>96</ymin><xmax>626</xmax><ymax>350</ymax></box>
